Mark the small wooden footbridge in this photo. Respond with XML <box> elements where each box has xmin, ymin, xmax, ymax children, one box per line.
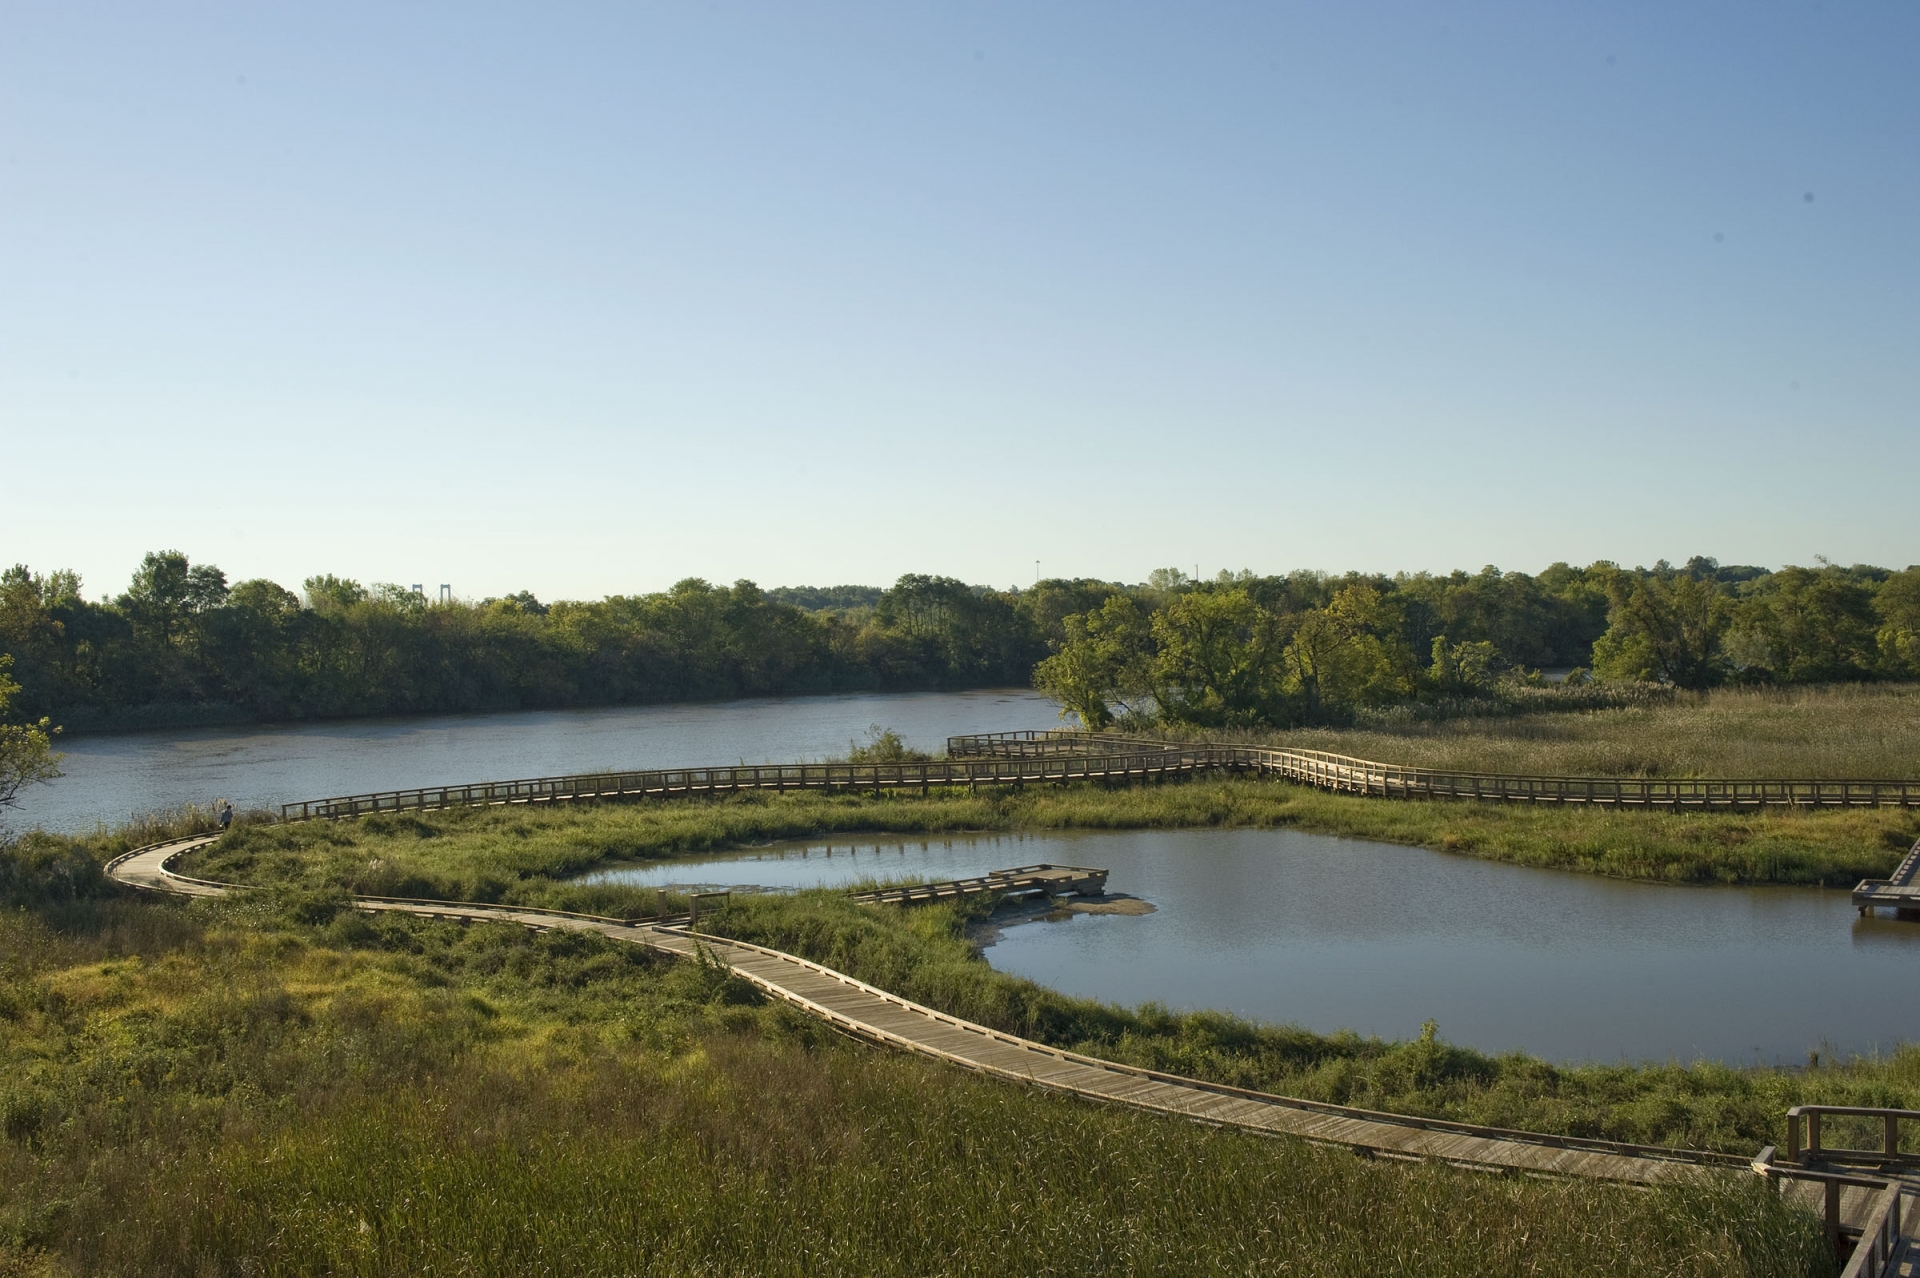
<box><xmin>107</xmin><ymin>832</ymin><xmax>1920</xmax><ymax>1272</ymax></box>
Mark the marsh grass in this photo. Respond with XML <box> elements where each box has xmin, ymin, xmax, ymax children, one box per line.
<box><xmin>1258</xmin><ymin>683</ymin><xmax>1920</xmax><ymax>779</ymax></box>
<box><xmin>0</xmin><ymin>883</ymin><xmax>1829</xmax><ymax>1276</ymax></box>
<box><xmin>710</xmin><ymin>890</ymin><xmax>1920</xmax><ymax>1157</ymax></box>
<box><xmin>184</xmin><ymin>775</ymin><xmax>1919</xmax><ymax>894</ymax></box>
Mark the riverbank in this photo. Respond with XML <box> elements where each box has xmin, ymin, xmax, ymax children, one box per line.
<box><xmin>0</xmin><ymin>862</ymin><xmax>1824</xmax><ymax>1276</ymax></box>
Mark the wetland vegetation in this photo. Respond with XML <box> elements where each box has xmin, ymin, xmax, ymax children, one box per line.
<box><xmin>0</xmin><ymin>832</ymin><xmax>1832</xmax><ymax>1276</ymax></box>
<box><xmin>138</xmin><ymin>791</ymin><xmax>1920</xmax><ymax>1147</ymax></box>
<box><xmin>6</xmin><ymin>625</ymin><xmax>1919</xmax><ymax>1273</ymax></box>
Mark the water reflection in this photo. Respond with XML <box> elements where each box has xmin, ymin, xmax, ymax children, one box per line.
<box><xmin>584</xmin><ymin>827</ymin><xmax>1920</xmax><ymax>1066</ymax></box>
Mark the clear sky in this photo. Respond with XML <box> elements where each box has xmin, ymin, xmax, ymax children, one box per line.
<box><xmin>4</xmin><ymin>2</ymin><xmax>1915</xmax><ymax>602</ymax></box>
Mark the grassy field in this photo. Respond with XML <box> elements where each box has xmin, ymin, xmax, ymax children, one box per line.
<box><xmin>1259</xmin><ymin>683</ymin><xmax>1920</xmax><ymax>779</ymax></box>
<box><xmin>0</xmin><ymin>867</ymin><xmax>1831</xmax><ymax>1276</ymax></box>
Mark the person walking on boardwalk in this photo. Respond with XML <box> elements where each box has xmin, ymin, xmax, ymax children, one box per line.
<box><xmin>218</xmin><ymin>801</ymin><xmax>233</xmax><ymax>831</ymax></box>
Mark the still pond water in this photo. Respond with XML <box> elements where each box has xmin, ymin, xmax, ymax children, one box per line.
<box><xmin>581</xmin><ymin>828</ymin><xmax>1920</xmax><ymax>1066</ymax></box>
<box><xmin>15</xmin><ymin>688</ymin><xmax>1067</xmax><ymax>833</ymax></box>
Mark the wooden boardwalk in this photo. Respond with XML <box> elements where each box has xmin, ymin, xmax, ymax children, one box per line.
<box><xmin>953</xmin><ymin>731</ymin><xmax>1920</xmax><ymax>810</ymax></box>
<box><xmin>112</xmin><ymin>831</ymin><xmax>1920</xmax><ymax>1264</ymax></box>
<box><xmin>279</xmin><ymin>748</ymin><xmax>1218</xmax><ymax>820</ymax></box>
<box><xmin>279</xmin><ymin>731</ymin><xmax>1920</xmax><ymax>821</ymax></box>
<box><xmin>107</xmin><ymin>835</ymin><xmax>1748</xmax><ymax>1185</ymax></box>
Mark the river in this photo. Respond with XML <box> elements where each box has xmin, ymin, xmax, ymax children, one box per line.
<box><xmin>578</xmin><ymin>828</ymin><xmax>1920</xmax><ymax>1066</ymax></box>
<box><xmin>12</xmin><ymin>688</ymin><xmax>1068</xmax><ymax>833</ymax></box>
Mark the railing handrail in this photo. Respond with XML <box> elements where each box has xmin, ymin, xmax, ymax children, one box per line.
<box><xmin>1786</xmin><ymin>1106</ymin><xmax>1920</xmax><ymax>1168</ymax></box>
<box><xmin>1789</xmin><ymin>1106</ymin><xmax>1920</xmax><ymax>1121</ymax></box>
<box><xmin>948</xmin><ymin>731</ymin><xmax>1920</xmax><ymax>803</ymax></box>
<box><xmin>281</xmin><ymin>748</ymin><xmax>1218</xmax><ymax>819</ymax></box>
<box><xmin>277</xmin><ymin>730</ymin><xmax>1920</xmax><ymax>820</ymax></box>
<box><xmin>1839</xmin><ymin>1182</ymin><xmax>1906</xmax><ymax>1278</ymax></box>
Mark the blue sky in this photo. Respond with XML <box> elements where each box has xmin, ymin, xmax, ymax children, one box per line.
<box><xmin>4</xmin><ymin>2</ymin><xmax>1915</xmax><ymax>601</ymax></box>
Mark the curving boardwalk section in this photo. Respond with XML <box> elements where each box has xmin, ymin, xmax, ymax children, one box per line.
<box><xmin>279</xmin><ymin>731</ymin><xmax>1920</xmax><ymax>821</ymax></box>
<box><xmin>106</xmin><ymin>834</ymin><xmax>1752</xmax><ymax>1186</ymax></box>
<box><xmin>955</xmin><ymin>731</ymin><xmax>1920</xmax><ymax>810</ymax></box>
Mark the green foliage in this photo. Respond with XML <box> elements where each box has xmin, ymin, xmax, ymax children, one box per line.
<box><xmin>1874</xmin><ymin>567</ymin><xmax>1920</xmax><ymax>677</ymax></box>
<box><xmin>1725</xmin><ymin>567</ymin><xmax>1882</xmax><ymax>683</ymax></box>
<box><xmin>1590</xmin><ymin>569</ymin><xmax>1733</xmax><ymax>689</ymax></box>
<box><xmin>1427</xmin><ymin>635</ymin><xmax>1497</xmax><ymax>696</ymax></box>
<box><xmin>7</xmin><ymin>552</ymin><xmax>1917</xmax><ymax>735</ymax></box>
<box><xmin>0</xmin><ymin>882</ymin><xmax>1833</xmax><ymax>1275</ymax></box>
<box><xmin>1149</xmin><ymin>587</ymin><xmax>1293</xmax><ymax>725</ymax></box>
<box><xmin>840</xmin><ymin>724</ymin><xmax>931</xmax><ymax>763</ymax></box>
<box><xmin>1032</xmin><ymin>594</ymin><xmax>1153</xmax><ymax>729</ymax></box>
<box><xmin>1277</xmin><ymin>582</ymin><xmax>1419</xmax><ymax>718</ymax></box>
<box><xmin>0</xmin><ymin>654</ymin><xmax>60</xmax><ymax>815</ymax></box>
<box><xmin>0</xmin><ymin>562</ymin><xmax>1058</xmax><ymax>730</ymax></box>
<box><xmin>0</xmin><ymin>832</ymin><xmax>104</xmax><ymax>908</ymax></box>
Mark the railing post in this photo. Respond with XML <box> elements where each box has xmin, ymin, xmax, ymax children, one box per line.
<box><xmin>1824</xmin><ymin>1177</ymin><xmax>1841</xmax><ymax>1253</ymax></box>
<box><xmin>1788</xmin><ymin>1111</ymin><xmax>1802</xmax><ymax>1163</ymax></box>
<box><xmin>1810</xmin><ymin>1110</ymin><xmax>1822</xmax><ymax>1160</ymax></box>
<box><xmin>1889</xmin><ymin>1112</ymin><xmax>1900</xmax><ymax>1157</ymax></box>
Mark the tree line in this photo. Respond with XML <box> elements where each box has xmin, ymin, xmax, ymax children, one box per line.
<box><xmin>0</xmin><ymin>552</ymin><xmax>1916</xmax><ymax>735</ymax></box>
<box><xmin>0</xmin><ymin>556</ymin><xmax>1048</xmax><ymax>730</ymax></box>
<box><xmin>1037</xmin><ymin>558</ymin><xmax>1920</xmax><ymax>728</ymax></box>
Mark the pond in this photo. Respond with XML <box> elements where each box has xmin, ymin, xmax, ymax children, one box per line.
<box><xmin>13</xmin><ymin>688</ymin><xmax>1068</xmax><ymax>833</ymax></box>
<box><xmin>579</xmin><ymin>827</ymin><xmax>1920</xmax><ymax>1066</ymax></box>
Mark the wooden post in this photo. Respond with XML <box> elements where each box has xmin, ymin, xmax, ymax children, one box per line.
<box><xmin>1824</xmin><ymin>1177</ymin><xmax>1841</xmax><ymax>1253</ymax></box>
<box><xmin>1888</xmin><ymin>1112</ymin><xmax>1900</xmax><ymax>1157</ymax></box>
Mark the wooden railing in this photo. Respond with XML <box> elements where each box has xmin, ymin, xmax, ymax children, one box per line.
<box><xmin>1752</xmin><ymin>1143</ymin><xmax>1903</xmax><ymax>1257</ymax></box>
<box><xmin>948</xmin><ymin>731</ymin><xmax>1920</xmax><ymax>810</ymax></box>
<box><xmin>280</xmin><ymin>728</ymin><xmax>1920</xmax><ymax>820</ymax></box>
<box><xmin>1840</xmin><ymin>1183</ymin><xmax>1907</xmax><ymax>1278</ymax></box>
<box><xmin>280</xmin><ymin>749</ymin><xmax>1218</xmax><ymax>820</ymax></box>
<box><xmin>1786</xmin><ymin>1106</ymin><xmax>1920</xmax><ymax>1169</ymax></box>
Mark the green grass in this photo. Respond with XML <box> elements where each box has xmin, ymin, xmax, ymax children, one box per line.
<box><xmin>705</xmin><ymin>889</ymin><xmax>1920</xmax><ymax>1157</ymax></box>
<box><xmin>182</xmin><ymin>774</ymin><xmax>1919</xmax><ymax>894</ymax></box>
<box><xmin>1257</xmin><ymin>682</ymin><xmax>1920</xmax><ymax>779</ymax></box>
<box><xmin>143</xmin><ymin>794</ymin><xmax>1920</xmax><ymax>1150</ymax></box>
<box><xmin>15</xmin><ymin>689</ymin><xmax>1920</xmax><ymax>1273</ymax></box>
<box><xmin>0</xmin><ymin>882</ymin><xmax>1828</xmax><ymax>1276</ymax></box>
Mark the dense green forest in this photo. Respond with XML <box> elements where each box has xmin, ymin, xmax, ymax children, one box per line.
<box><xmin>1039</xmin><ymin>558</ymin><xmax>1920</xmax><ymax>728</ymax></box>
<box><xmin>0</xmin><ymin>552</ymin><xmax>1916</xmax><ymax>732</ymax></box>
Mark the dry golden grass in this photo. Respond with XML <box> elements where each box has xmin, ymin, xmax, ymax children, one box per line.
<box><xmin>1270</xmin><ymin>683</ymin><xmax>1920</xmax><ymax>779</ymax></box>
